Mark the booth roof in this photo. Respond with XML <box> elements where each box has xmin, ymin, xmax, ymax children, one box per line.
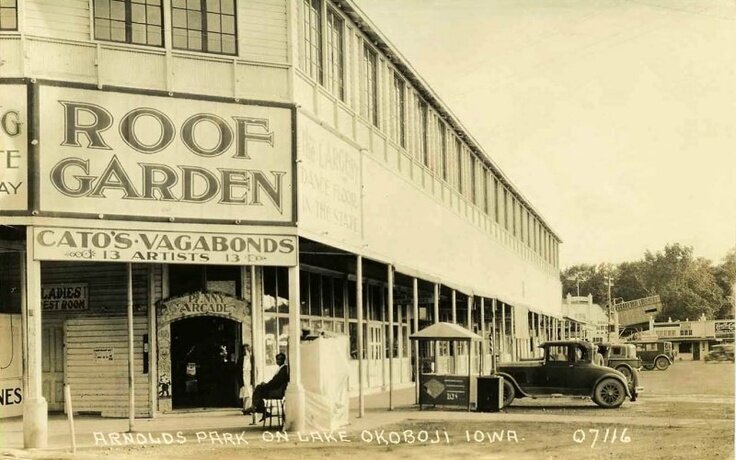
<box><xmin>409</xmin><ymin>322</ymin><xmax>482</xmax><ymax>341</ymax></box>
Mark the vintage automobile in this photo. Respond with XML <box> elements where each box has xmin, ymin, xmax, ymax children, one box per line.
<box><xmin>704</xmin><ymin>344</ymin><xmax>735</xmax><ymax>363</ymax></box>
<box><xmin>497</xmin><ymin>340</ymin><xmax>636</xmax><ymax>409</ymax></box>
<box><xmin>596</xmin><ymin>342</ymin><xmax>642</xmax><ymax>384</ymax></box>
<box><xmin>630</xmin><ymin>340</ymin><xmax>675</xmax><ymax>370</ymax></box>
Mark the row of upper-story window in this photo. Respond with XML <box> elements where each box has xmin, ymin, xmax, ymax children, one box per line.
<box><xmin>0</xmin><ymin>0</ymin><xmax>238</xmax><ymax>55</ymax></box>
<box><xmin>299</xmin><ymin>0</ymin><xmax>560</xmax><ymax>268</ymax></box>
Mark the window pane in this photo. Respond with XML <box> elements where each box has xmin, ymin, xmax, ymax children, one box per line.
<box><xmin>111</xmin><ymin>21</ymin><xmax>125</xmax><ymax>41</ymax></box>
<box><xmin>334</xmin><ymin>278</ymin><xmax>344</xmax><ymax>318</ymax></box>
<box><xmin>188</xmin><ymin>11</ymin><xmax>202</xmax><ymax>30</ymax></box>
<box><xmin>132</xmin><ymin>4</ymin><xmax>146</xmax><ymax>22</ymax></box>
<box><xmin>207</xmin><ymin>13</ymin><xmax>221</xmax><ymax>32</ymax></box>
<box><xmin>221</xmin><ymin>15</ymin><xmax>234</xmax><ymax>34</ymax></box>
<box><xmin>206</xmin><ymin>0</ymin><xmax>220</xmax><ymax>13</ymax></box>
<box><xmin>276</xmin><ymin>267</ymin><xmax>289</xmax><ymax>314</ymax></box>
<box><xmin>172</xmin><ymin>9</ymin><xmax>187</xmax><ymax>27</ymax></box>
<box><xmin>147</xmin><ymin>6</ymin><xmax>161</xmax><ymax>24</ymax></box>
<box><xmin>221</xmin><ymin>35</ymin><xmax>236</xmax><ymax>54</ymax></box>
<box><xmin>207</xmin><ymin>35</ymin><xmax>221</xmax><ymax>53</ymax></box>
<box><xmin>95</xmin><ymin>0</ymin><xmax>110</xmax><ymax>18</ymax></box>
<box><xmin>94</xmin><ymin>18</ymin><xmax>111</xmax><ymax>40</ymax></box>
<box><xmin>221</xmin><ymin>0</ymin><xmax>234</xmax><ymax>14</ymax></box>
<box><xmin>147</xmin><ymin>25</ymin><xmax>162</xmax><ymax>46</ymax></box>
<box><xmin>172</xmin><ymin>29</ymin><xmax>188</xmax><ymax>48</ymax></box>
<box><xmin>131</xmin><ymin>23</ymin><xmax>146</xmax><ymax>43</ymax></box>
<box><xmin>188</xmin><ymin>29</ymin><xmax>202</xmax><ymax>50</ymax></box>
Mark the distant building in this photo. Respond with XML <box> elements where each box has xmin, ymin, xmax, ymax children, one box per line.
<box><xmin>642</xmin><ymin>316</ymin><xmax>735</xmax><ymax>360</ymax></box>
<box><xmin>562</xmin><ymin>294</ymin><xmax>608</xmax><ymax>342</ymax></box>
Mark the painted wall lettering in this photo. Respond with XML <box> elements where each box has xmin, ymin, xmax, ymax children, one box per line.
<box><xmin>0</xmin><ymin>85</ymin><xmax>28</xmax><ymax>211</ymax></box>
<box><xmin>40</xmin><ymin>86</ymin><xmax>293</xmax><ymax>223</ymax></box>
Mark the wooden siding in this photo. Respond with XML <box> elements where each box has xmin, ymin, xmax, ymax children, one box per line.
<box><xmin>239</xmin><ymin>0</ymin><xmax>289</xmax><ymax>64</ymax></box>
<box><xmin>65</xmin><ymin>316</ymin><xmax>151</xmax><ymax>417</ymax></box>
<box><xmin>24</xmin><ymin>0</ymin><xmax>90</xmax><ymax>42</ymax></box>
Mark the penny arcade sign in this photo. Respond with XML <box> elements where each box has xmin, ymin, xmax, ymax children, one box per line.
<box><xmin>38</xmin><ymin>85</ymin><xmax>294</xmax><ymax>223</ymax></box>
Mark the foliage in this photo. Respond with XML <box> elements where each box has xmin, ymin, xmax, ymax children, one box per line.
<box><xmin>561</xmin><ymin>243</ymin><xmax>735</xmax><ymax>321</ymax></box>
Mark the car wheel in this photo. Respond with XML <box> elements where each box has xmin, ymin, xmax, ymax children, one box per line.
<box><xmin>615</xmin><ymin>365</ymin><xmax>633</xmax><ymax>384</ymax></box>
<box><xmin>593</xmin><ymin>378</ymin><xmax>626</xmax><ymax>409</ymax></box>
<box><xmin>502</xmin><ymin>378</ymin><xmax>515</xmax><ymax>408</ymax></box>
<box><xmin>655</xmin><ymin>357</ymin><xmax>670</xmax><ymax>370</ymax></box>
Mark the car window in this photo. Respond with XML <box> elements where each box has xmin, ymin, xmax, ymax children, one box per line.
<box><xmin>574</xmin><ymin>345</ymin><xmax>589</xmax><ymax>362</ymax></box>
<box><xmin>547</xmin><ymin>345</ymin><xmax>569</xmax><ymax>362</ymax></box>
<box><xmin>611</xmin><ymin>346</ymin><xmax>622</xmax><ymax>357</ymax></box>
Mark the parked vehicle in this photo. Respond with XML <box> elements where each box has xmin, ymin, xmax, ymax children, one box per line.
<box><xmin>630</xmin><ymin>340</ymin><xmax>675</xmax><ymax>370</ymax></box>
<box><xmin>497</xmin><ymin>340</ymin><xmax>636</xmax><ymax>409</ymax></box>
<box><xmin>595</xmin><ymin>342</ymin><xmax>642</xmax><ymax>387</ymax></box>
<box><xmin>704</xmin><ymin>344</ymin><xmax>735</xmax><ymax>363</ymax></box>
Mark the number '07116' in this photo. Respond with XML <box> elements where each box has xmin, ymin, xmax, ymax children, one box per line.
<box><xmin>572</xmin><ymin>428</ymin><xmax>631</xmax><ymax>448</ymax></box>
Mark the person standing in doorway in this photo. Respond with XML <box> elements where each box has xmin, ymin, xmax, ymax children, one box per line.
<box><xmin>237</xmin><ymin>344</ymin><xmax>254</xmax><ymax>415</ymax></box>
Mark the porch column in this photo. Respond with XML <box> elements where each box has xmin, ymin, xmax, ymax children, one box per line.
<box><xmin>397</xmin><ymin>303</ymin><xmax>404</xmax><ymax>385</ymax></box>
<box><xmin>500</xmin><ymin>303</ymin><xmax>506</xmax><ymax>362</ymax></box>
<box><xmin>480</xmin><ymin>298</ymin><xmax>486</xmax><ymax>374</ymax></box>
<box><xmin>22</xmin><ymin>227</ymin><xmax>47</xmax><ymax>448</ymax></box>
<box><xmin>491</xmin><ymin>299</ymin><xmax>497</xmax><ymax>373</ymax></box>
<box><xmin>467</xmin><ymin>296</ymin><xmax>473</xmax><ymax>372</ymax></box>
<box><xmin>387</xmin><ymin>265</ymin><xmax>394</xmax><ymax>410</ymax></box>
<box><xmin>451</xmin><ymin>289</ymin><xmax>456</xmax><ymax>373</ymax></box>
<box><xmin>412</xmin><ymin>278</ymin><xmax>419</xmax><ymax>404</ymax></box>
<box><xmin>126</xmin><ymin>263</ymin><xmax>135</xmax><ymax>431</ymax></box>
<box><xmin>451</xmin><ymin>290</ymin><xmax>457</xmax><ymax>324</ymax></box>
<box><xmin>356</xmin><ymin>256</ymin><xmax>365</xmax><ymax>418</ymax></box>
<box><xmin>148</xmin><ymin>266</ymin><xmax>157</xmax><ymax>415</ymax></box>
<box><xmin>285</xmin><ymin>265</ymin><xmax>305</xmax><ymax>431</ymax></box>
<box><xmin>510</xmin><ymin>305</ymin><xmax>517</xmax><ymax>361</ymax></box>
<box><xmin>433</xmin><ymin>283</ymin><xmax>440</xmax><ymax>372</ymax></box>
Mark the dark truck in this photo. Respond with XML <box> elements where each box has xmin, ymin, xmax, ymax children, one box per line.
<box><xmin>498</xmin><ymin>340</ymin><xmax>637</xmax><ymax>409</ymax></box>
<box><xmin>629</xmin><ymin>340</ymin><xmax>675</xmax><ymax>370</ymax></box>
<box><xmin>596</xmin><ymin>342</ymin><xmax>642</xmax><ymax>381</ymax></box>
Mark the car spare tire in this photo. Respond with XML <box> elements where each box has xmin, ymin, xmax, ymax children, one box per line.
<box><xmin>593</xmin><ymin>378</ymin><xmax>626</xmax><ymax>409</ymax></box>
<box><xmin>502</xmin><ymin>378</ymin><xmax>515</xmax><ymax>408</ymax></box>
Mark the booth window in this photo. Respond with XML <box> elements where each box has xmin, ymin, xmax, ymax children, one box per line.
<box><xmin>93</xmin><ymin>0</ymin><xmax>163</xmax><ymax>46</ymax></box>
<box><xmin>0</xmin><ymin>0</ymin><xmax>17</xmax><ymax>30</ymax></box>
<box><xmin>172</xmin><ymin>0</ymin><xmax>236</xmax><ymax>55</ymax></box>
<box><xmin>302</xmin><ymin>0</ymin><xmax>322</xmax><ymax>83</ymax></box>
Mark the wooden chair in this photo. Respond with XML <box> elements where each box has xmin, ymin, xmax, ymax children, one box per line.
<box><xmin>261</xmin><ymin>398</ymin><xmax>285</xmax><ymax>429</ymax></box>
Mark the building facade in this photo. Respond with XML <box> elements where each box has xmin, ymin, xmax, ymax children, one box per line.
<box><xmin>643</xmin><ymin>317</ymin><xmax>735</xmax><ymax>360</ymax></box>
<box><xmin>0</xmin><ymin>0</ymin><xmax>563</xmax><ymax>445</ymax></box>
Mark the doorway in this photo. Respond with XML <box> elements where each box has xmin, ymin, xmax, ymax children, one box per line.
<box><xmin>42</xmin><ymin>320</ymin><xmax>64</xmax><ymax>412</ymax></box>
<box><xmin>171</xmin><ymin>316</ymin><xmax>240</xmax><ymax>409</ymax></box>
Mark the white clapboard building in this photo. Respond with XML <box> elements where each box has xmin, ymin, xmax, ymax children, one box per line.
<box><xmin>0</xmin><ymin>0</ymin><xmax>564</xmax><ymax>444</ymax></box>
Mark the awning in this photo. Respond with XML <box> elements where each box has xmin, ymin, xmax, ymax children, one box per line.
<box><xmin>409</xmin><ymin>322</ymin><xmax>482</xmax><ymax>341</ymax></box>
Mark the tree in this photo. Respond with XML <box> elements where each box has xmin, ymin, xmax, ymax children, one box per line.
<box><xmin>560</xmin><ymin>263</ymin><xmax>613</xmax><ymax>305</ymax></box>
<box><xmin>637</xmin><ymin>244</ymin><xmax>724</xmax><ymax>321</ymax></box>
<box><xmin>712</xmin><ymin>249</ymin><xmax>736</xmax><ymax>319</ymax></box>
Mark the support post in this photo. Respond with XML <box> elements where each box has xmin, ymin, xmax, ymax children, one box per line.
<box><xmin>480</xmin><ymin>298</ymin><xmax>486</xmax><ymax>375</ymax></box>
<box><xmin>491</xmin><ymin>299</ymin><xmax>497</xmax><ymax>373</ymax></box>
<box><xmin>500</xmin><ymin>303</ymin><xmax>506</xmax><ymax>362</ymax></box>
<box><xmin>467</xmin><ymin>296</ymin><xmax>473</xmax><ymax>372</ymax></box>
<box><xmin>127</xmin><ymin>263</ymin><xmax>135</xmax><ymax>431</ymax></box>
<box><xmin>451</xmin><ymin>289</ymin><xmax>457</xmax><ymax>373</ymax></box>
<box><xmin>412</xmin><ymin>278</ymin><xmax>419</xmax><ymax>404</ymax></box>
<box><xmin>23</xmin><ymin>227</ymin><xmax>47</xmax><ymax>448</ymax></box>
<box><xmin>356</xmin><ymin>256</ymin><xmax>365</xmax><ymax>418</ymax></box>
<box><xmin>285</xmin><ymin>265</ymin><xmax>305</xmax><ymax>431</ymax></box>
<box><xmin>387</xmin><ymin>265</ymin><xmax>394</xmax><ymax>410</ymax></box>
<box><xmin>433</xmin><ymin>283</ymin><xmax>440</xmax><ymax>373</ymax></box>
<box><xmin>147</xmin><ymin>265</ymin><xmax>157</xmax><ymax>415</ymax></box>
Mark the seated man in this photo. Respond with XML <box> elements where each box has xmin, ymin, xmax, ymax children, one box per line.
<box><xmin>245</xmin><ymin>352</ymin><xmax>289</xmax><ymax>416</ymax></box>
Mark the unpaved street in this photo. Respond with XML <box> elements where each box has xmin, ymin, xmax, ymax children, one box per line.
<box><xmin>6</xmin><ymin>360</ymin><xmax>733</xmax><ymax>460</ymax></box>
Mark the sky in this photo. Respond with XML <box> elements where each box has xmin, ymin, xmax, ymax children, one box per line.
<box><xmin>354</xmin><ymin>0</ymin><xmax>736</xmax><ymax>268</ymax></box>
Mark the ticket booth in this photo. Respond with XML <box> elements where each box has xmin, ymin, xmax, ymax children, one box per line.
<box><xmin>410</xmin><ymin>322</ymin><xmax>482</xmax><ymax>411</ymax></box>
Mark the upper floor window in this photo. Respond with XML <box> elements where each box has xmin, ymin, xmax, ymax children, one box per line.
<box><xmin>302</xmin><ymin>0</ymin><xmax>322</xmax><ymax>82</ymax></box>
<box><xmin>360</xmin><ymin>43</ymin><xmax>378</xmax><ymax>127</ymax></box>
<box><xmin>456</xmin><ymin>138</ymin><xmax>463</xmax><ymax>193</ymax></box>
<box><xmin>418</xmin><ymin>101</ymin><xmax>429</xmax><ymax>167</ymax></box>
<box><xmin>439</xmin><ymin>124</ymin><xmax>447</xmax><ymax>181</ymax></box>
<box><xmin>93</xmin><ymin>0</ymin><xmax>163</xmax><ymax>46</ymax></box>
<box><xmin>324</xmin><ymin>8</ymin><xmax>344</xmax><ymax>100</ymax></box>
<box><xmin>172</xmin><ymin>0</ymin><xmax>236</xmax><ymax>55</ymax></box>
<box><xmin>390</xmin><ymin>73</ymin><xmax>406</xmax><ymax>148</ymax></box>
<box><xmin>0</xmin><ymin>0</ymin><xmax>17</xmax><ymax>30</ymax></box>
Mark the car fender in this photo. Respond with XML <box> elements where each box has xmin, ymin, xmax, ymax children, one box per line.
<box><xmin>591</xmin><ymin>373</ymin><xmax>631</xmax><ymax>399</ymax></box>
<box><xmin>496</xmin><ymin>372</ymin><xmax>531</xmax><ymax>398</ymax></box>
<box><xmin>654</xmin><ymin>354</ymin><xmax>672</xmax><ymax>364</ymax></box>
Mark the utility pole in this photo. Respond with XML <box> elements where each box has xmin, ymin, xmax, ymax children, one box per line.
<box><xmin>605</xmin><ymin>274</ymin><xmax>615</xmax><ymax>341</ymax></box>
